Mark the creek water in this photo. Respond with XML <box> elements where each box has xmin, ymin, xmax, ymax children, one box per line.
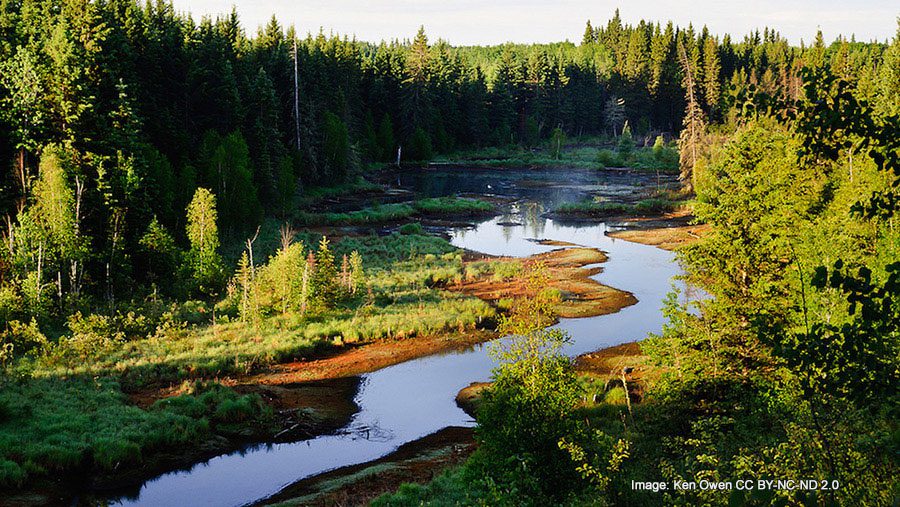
<box><xmin>105</xmin><ymin>168</ymin><xmax>686</xmax><ymax>507</ymax></box>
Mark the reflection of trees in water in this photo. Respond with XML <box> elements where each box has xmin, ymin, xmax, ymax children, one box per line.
<box><xmin>523</xmin><ymin>202</ymin><xmax>546</xmax><ymax>238</ymax></box>
<box><xmin>499</xmin><ymin>206</ymin><xmax>519</xmax><ymax>243</ymax></box>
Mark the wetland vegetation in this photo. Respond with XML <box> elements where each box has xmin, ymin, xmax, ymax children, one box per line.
<box><xmin>0</xmin><ymin>2</ymin><xmax>897</xmax><ymax>506</ymax></box>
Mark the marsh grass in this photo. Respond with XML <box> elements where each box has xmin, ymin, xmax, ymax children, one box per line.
<box><xmin>29</xmin><ymin>234</ymin><xmax>492</xmax><ymax>386</ymax></box>
<box><xmin>0</xmin><ymin>377</ymin><xmax>269</xmax><ymax>487</ymax></box>
<box><xmin>554</xmin><ymin>197</ymin><xmax>681</xmax><ymax>217</ymax></box>
<box><xmin>297</xmin><ymin>197</ymin><xmax>495</xmax><ymax>226</ymax></box>
<box><xmin>464</xmin><ymin>259</ymin><xmax>524</xmax><ymax>282</ymax></box>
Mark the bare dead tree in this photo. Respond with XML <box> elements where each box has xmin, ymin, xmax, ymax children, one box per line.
<box><xmin>279</xmin><ymin>222</ymin><xmax>296</xmax><ymax>251</ymax></box>
<box><xmin>677</xmin><ymin>40</ymin><xmax>707</xmax><ymax>192</ymax></box>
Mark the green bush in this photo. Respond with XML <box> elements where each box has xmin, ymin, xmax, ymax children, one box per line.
<box><xmin>0</xmin><ymin>459</ymin><xmax>25</xmax><ymax>488</ymax></box>
<box><xmin>399</xmin><ymin>222</ymin><xmax>424</xmax><ymax>235</ymax></box>
<box><xmin>603</xmin><ymin>386</ymin><xmax>628</xmax><ymax>405</ymax></box>
<box><xmin>596</xmin><ymin>149</ymin><xmax>623</xmax><ymax>168</ymax></box>
<box><xmin>617</xmin><ymin>125</ymin><xmax>634</xmax><ymax>158</ymax></box>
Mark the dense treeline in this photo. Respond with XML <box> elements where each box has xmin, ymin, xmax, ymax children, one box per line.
<box><xmin>1</xmin><ymin>1</ymin><xmax>892</xmax><ymax>317</ymax></box>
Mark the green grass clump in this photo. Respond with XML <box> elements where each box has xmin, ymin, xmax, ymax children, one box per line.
<box><xmin>0</xmin><ymin>377</ymin><xmax>210</xmax><ymax>487</ymax></box>
<box><xmin>465</xmin><ymin>259</ymin><xmax>524</xmax><ymax>282</ymax></box>
<box><xmin>153</xmin><ymin>382</ymin><xmax>266</xmax><ymax>424</ymax></box>
<box><xmin>603</xmin><ymin>386</ymin><xmax>629</xmax><ymax>405</ymax></box>
<box><xmin>399</xmin><ymin>222</ymin><xmax>425</xmax><ymax>235</ymax></box>
<box><xmin>372</xmin><ymin>468</ymin><xmax>483</xmax><ymax>506</ymax></box>
<box><xmin>323</xmin><ymin>203</ymin><xmax>417</xmax><ymax>225</ymax></box>
<box><xmin>554</xmin><ymin>198</ymin><xmax>679</xmax><ymax>217</ymax></box>
<box><xmin>297</xmin><ymin>197</ymin><xmax>495</xmax><ymax>226</ymax></box>
<box><xmin>412</xmin><ymin>197</ymin><xmax>494</xmax><ymax>215</ymax></box>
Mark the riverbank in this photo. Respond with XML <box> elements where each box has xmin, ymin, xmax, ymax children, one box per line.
<box><xmin>606</xmin><ymin>209</ymin><xmax>709</xmax><ymax>251</ymax></box>
<box><xmin>257</xmin><ymin>426</ymin><xmax>476</xmax><ymax>507</ymax></box>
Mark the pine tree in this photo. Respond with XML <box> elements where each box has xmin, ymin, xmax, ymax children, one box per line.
<box><xmin>236</xmin><ymin>250</ymin><xmax>252</xmax><ymax>322</ymax></box>
<box><xmin>702</xmin><ymin>35</ymin><xmax>721</xmax><ymax>114</ymax></box>
<box><xmin>377</xmin><ymin>114</ymin><xmax>396</xmax><ymax>162</ymax></box>
<box><xmin>348</xmin><ymin>250</ymin><xmax>364</xmax><ymax>294</ymax></box>
<box><xmin>313</xmin><ymin>236</ymin><xmax>338</xmax><ymax>307</ymax></box>
<box><xmin>0</xmin><ymin>47</ymin><xmax>46</xmax><ymax>197</ymax></box>
<box><xmin>402</xmin><ymin>26</ymin><xmax>432</xmax><ymax>137</ymax></box>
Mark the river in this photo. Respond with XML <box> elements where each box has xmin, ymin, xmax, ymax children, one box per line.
<box><xmin>105</xmin><ymin>168</ymin><xmax>685</xmax><ymax>507</ymax></box>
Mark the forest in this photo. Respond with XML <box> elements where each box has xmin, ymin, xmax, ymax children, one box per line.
<box><xmin>0</xmin><ymin>1</ymin><xmax>897</xmax><ymax>505</ymax></box>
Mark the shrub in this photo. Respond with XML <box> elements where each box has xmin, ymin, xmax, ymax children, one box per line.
<box><xmin>0</xmin><ymin>459</ymin><xmax>26</xmax><ymax>488</ymax></box>
<box><xmin>0</xmin><ymin>319</ymin><xmax>48</xmax><ymax>365</ymax></box>
<box><xmin>617</xmin><ymin>124</ymin><xmax>634</xmax><ymax>159</ymax></box>
<box><xmin>399</xmin><ymin>222</ymin><xmax>424</xmax><ymax>235</ymax></box>
<box><xmin>596</xmin><ymin>149</ymin><xmax>623</xmax><ymax>168</ymax></box>
<box><xmin>603</xmin><ymin>386</ymin><xmax>628</xmax><ymax>405</ymax></box>
<box><xmin>50</xmin><ymin>313</ymin><xmax>125</xmax><ymax>367</ymax></box>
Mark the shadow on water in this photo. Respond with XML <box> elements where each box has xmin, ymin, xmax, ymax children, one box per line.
<box><xmin>101</xmin><ymin>169</ymin><xmax>690</xmax><ymax>507</ymax></box>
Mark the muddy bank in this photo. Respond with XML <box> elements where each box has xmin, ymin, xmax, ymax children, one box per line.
<box><xmin>247</xmin><ymin>330</ymin><xmax>496</xmax><ymax>386</ymax></box>
<box><xmin>455</xmin><ymin>382</ymin><xmax>491</xmax><ymax>417</ymax></box>
<box><xmin>258</xmin><ymin>427</ymin><xmax>476</xmax><ymax>507</ymax></box>
<box><xmin>575</xmin><ymin>341</ymin><xmax>660</xmax><ymax>404</ymax></box>
<box><xmin>453</xmin><ymin>246</ymin><xmax>637</xmax><ymax>319</ymax></box>
<box><xmin>605</xmin><ymin>209</ymin><xmax>708</xmax><ymax>251</ymax></box>
<box><xmin>607</xmin><ymin>223</ymin><xmax>708</xmax><ymax>251</ymax></box>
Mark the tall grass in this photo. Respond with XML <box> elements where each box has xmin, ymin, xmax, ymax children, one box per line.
<box><xmin>297</xmin><ymin>197</ymin><xmax>495</xmax><ymax>226</ymax></box>
<box><xmin>0</xmin><ymin>378</ymin><xmax>266</xmax><ymax>487</ymax></box>
<box><xmin>554</xmin><ymin>198</ymin><xmax>680</xmax><ymax>217</ymax></box>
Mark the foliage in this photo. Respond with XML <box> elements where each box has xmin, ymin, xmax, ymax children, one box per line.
<box><xmin>184</xmin><ymin>188</ymin><xmax>226</xmax><ymax>297</ymax></box>
<box><xmin>470</xmin><ymin>263</ymin><xmax>625</xmax><ymax>502</ymax></box>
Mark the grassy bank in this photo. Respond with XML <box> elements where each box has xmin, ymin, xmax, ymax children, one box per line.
<box><xmin>432</xmin><ymin>136</ymin><xmax>679</xmax><ymax>172</ymax></box>
<box><xmin>296</xmin><ymin>196</ymin><xmax>496</xmax><ymax>226</ymax></box>
<box><xmin>295</xmin><ymin>178</ymin><xmax>383</xmax><ymax>208</ymax></box>
<box><xmin>552</xmin><ymin>197</ymin><xmax>683</xmax><ymax>218</ymax></box>
<box><xmin>0</xmin><ymin>378</ymin><xmax>271</xmax><ymax>488</ymax></box>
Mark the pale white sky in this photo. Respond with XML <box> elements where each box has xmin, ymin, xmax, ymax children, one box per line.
<box><xmin>169</xmin><ymin>0</ymin><xmax>898</xmax><ymax>45</ymax></box>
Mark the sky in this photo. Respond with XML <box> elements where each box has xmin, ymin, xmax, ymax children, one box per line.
<box><xmin>168</xmin><ymin>0</ymin><xmax>899</xmax><ymax>46</ymax></box>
